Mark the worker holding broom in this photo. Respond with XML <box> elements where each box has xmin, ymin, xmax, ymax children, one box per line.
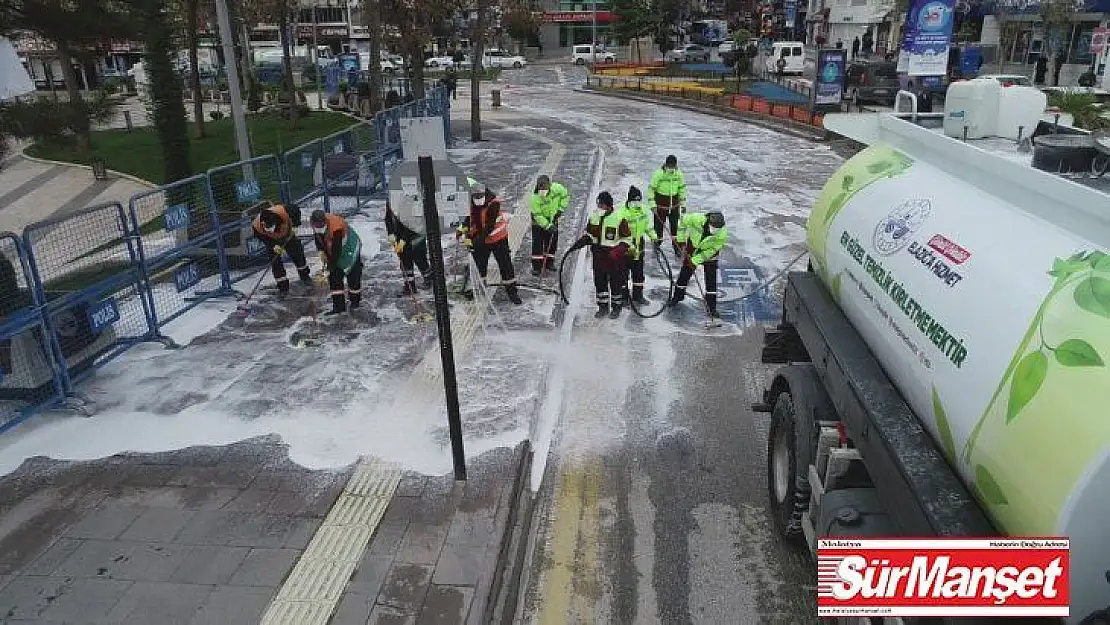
<box><xmin>310</xmin><ymin>210</ymin><xmax>363</xmax><ymax>315</ymax></box>
<box><xmin>529</xmin><ymin>175</ymin><xmax>568</xmax><ymax>276</ymax></box>
<box><xmin>251</xmin><ymin>204</ymin><xmax>311</xmax><ymax>296</ymax></box>
<box><xmin>668</xmin><ymin>211</ymin><xmax>727</xmax><ymax>321</ymax></box>
<box><xmin>385</xmin><ymin>199</ymin><xmax>431</xmax><ymax>296</ymax></box>
<box><xmin>463</xmin><ymin>180</ymin><xmax>522</xmax><ymax>305</ymax></box>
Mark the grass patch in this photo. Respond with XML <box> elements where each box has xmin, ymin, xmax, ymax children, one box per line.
<box><xmin>25</xmin><ymin>111</ymin><xmax>357</xmax><ymax>185</ymax></box>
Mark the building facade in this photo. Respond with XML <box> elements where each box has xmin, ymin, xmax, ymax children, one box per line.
<box><xmin>537</xmin><ymin>0</ymin><xmax>616</xmax><ymax>52</ymax></box>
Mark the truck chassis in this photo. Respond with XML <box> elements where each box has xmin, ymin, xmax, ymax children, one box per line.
<box><xmin>757</xmin><ymin>270</ymin><xmax>1082</xmax><ymax>625</ymax></box>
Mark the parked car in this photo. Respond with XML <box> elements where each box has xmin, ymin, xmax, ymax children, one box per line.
<box><xmin>484</xmin><ymin>49</ymin><xmax>527</xmax><ymax>69</ymax></box>
<box><xmin>763</xmin><ymin>41</ymin><xmax>805</xmax><ymax>75</ymax></box>
<box><xmin>424</xmin><ymin>56</ymin><xmax>455</xmax><ymax>69</ymax></box>
<box><xmin>665</xmin><ymin>44</ymin><xmax>711</xmax><ymax>63</ymax></box>
<box><xmin>844</xmin><ymin>60</ymin><xmax>900</xmax><ymax>105</ymax></box>
<box><xmin>571</xmin><ymin>44</ymin><xmax>617</xmax><ymax>65</ymax></box>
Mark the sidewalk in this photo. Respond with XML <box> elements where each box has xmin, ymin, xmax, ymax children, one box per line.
<box><xmin>0</xmin><ymin>438</ymin><xmax>529</xmax><ymax>624</ymax></box>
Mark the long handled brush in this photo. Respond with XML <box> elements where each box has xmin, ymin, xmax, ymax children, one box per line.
<box><xmin>398</xmin><ymin>255</ymin><xmax>434</xmax><ymax>323</ymax></box>
<box><xmin>232</xmin><ymin>269</ymin><xmax>269</xmax><ymax>318</ymax></box>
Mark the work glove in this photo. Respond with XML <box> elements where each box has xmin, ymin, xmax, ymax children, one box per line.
<box><xmin>393</xmin><ymin>239</ymin><xmax>406</xmax><ymax>254</ymax></box>
<box><xmin>319</xmin><ymin>252</ymin><xmax>328</xmax><ymax>268</ymax></box>
<box><xmin>272</xmin><ymin>245</ymin><xmax>285</xmax><ymax>256</ymax></box>
<box><xmin>462</xmin><ymin>237</ymin><xmax>473</xmax><ymax>249</ymax></box>
<box><xmin>315</xmin><ymin>272</ymin><xmax>329</xmax><ymax>286</ymax></box>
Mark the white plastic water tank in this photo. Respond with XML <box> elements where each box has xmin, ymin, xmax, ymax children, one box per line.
<box><xmin>997</xmin><ymin>85</ymin><xmax>1047</xmax><ymax>141</ymax></box>
<box><xmin>943</xmin><ymin>78</ymin><xmax>1002</xmax><ymax>139</ymax></box>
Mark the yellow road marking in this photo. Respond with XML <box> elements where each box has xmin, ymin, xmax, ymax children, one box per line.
<box><xmin>536</xmin><ymin>459</ymin><xmax>603</xmax><ymax>625</ymax></box>
<box><xmin>571</xmin><ymin>460</ymin><xmax>602</xmax><ymax>620</ymax></box>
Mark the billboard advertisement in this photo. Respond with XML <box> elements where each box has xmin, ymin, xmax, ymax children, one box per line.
<box><xmin>815</xmin><ymin>48</ymin><xmax>847</xmax><ymax>106</ymax></box>
<box><xmin>905</xmin><ymin>0</ymin><xmax>957</xmax><ymax>76</ymax></box>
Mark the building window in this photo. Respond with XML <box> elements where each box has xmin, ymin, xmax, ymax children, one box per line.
<box><xmin>558</xmin><ymin>24</ymin><xmax>611</xmax><ymax>47</ymax></box>
<box><xmin>1068</xmin><ymin>22</ymin><xmax>1100</xmax><ymax>64</ymax></box>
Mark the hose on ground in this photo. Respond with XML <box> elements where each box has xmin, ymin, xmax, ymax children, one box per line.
<box><xmin>627</xmin><ymin>242</ymin><xmax>674</xmax><ymax>319</ymax></box>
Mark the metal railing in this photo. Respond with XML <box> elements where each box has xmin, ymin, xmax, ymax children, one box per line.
<box><xmin>0</xmin><ymin>84</ymin><xmax>450</xmax><ymax>434</ymax></box>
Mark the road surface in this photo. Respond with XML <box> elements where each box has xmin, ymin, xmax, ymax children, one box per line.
<box><xmin>479</xmin><ymin>65</ymin><xmax>845</xmax><ymax>624</ymax></box>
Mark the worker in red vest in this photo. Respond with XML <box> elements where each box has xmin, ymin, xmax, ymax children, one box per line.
<box><xmin>251</xmin><ymin>204</ymin><xmax>310</xmax><ymax>296</ymax></box>
<box><xmin>310</xmin><ymin>210</ymin><xmax>363</xmax><ymax>315</ymax></box>
<box><xmin>462</xmin><ymin>181</ymin><xmax>522</xmax><ymax>305</ymax></box>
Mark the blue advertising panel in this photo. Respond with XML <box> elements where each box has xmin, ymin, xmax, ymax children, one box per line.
<box><xmin>906</xmin><ymin>0</ymin><xmax>956</xmax><ymax>76</ymax></box>
<box><xmin>815</xmin><ymin>49</ymin><xmax>847</xmax><ymax>105</ymax></box>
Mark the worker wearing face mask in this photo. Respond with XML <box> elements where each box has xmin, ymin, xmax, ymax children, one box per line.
<box><xmin>571</xmin><ymin>191</ymin><xmax>633</xmax><ymax>319</ymax></box>
<box><xmin>251</xmin><ymin>203</ymin><xmax>311</xmax><ymax>296</ymax></box>
<box><xmin>648</xmin><ymin>154</ymin><xmax>687</xmax><ymax>250</ymax></box>
<box><xmin>529</xmin><ymin>175</ymin><xmax>569</xmax><ymax>276</ymax></box>
<box><xmin>310</xmin><ymin>209</ymin><xmax>364</xmax><ymax>315</ymax></box>
<box><xmin>463</xmin><ymin>181</ymin><xmax>522</xmax><ymax>305</ymax></box>
<box><xmin>668</xmin><ymin>211</ymin><xmax>727</xmax><ymax>320</ymax></box>
<box><xmin>620</xmin><ymin>185</ymin><xmax>658</xmax><ymax>306</ymax></box>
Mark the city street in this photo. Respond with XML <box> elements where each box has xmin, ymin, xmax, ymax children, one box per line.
<box><xmin>0</xmin><ymin>62</ymin><xmax>844</xmax><ymax>624</ymax></box>
<box><xmin>476</xmin><ymin>64</ymin><xmax>843</xmax><ymax>623</ymax></box>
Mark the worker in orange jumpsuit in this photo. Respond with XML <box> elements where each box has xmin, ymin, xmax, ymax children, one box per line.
<box><xmin>252</xmin><ymin>204</ymin><xmax>311</xmax><ymax>296</ymax></box>
<box><xmin>462</xmin><ymin>181</ymin><xmax>522</xmax><ymax>305</ymax></box>
<box><xmin>310</xmin><ymin>209</ymin><xmax>363</xmax><ymax>315</ymax></box>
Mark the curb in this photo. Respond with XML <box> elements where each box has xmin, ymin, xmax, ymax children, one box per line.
<box><xmin>478</xmin><ymin>440</ymin><xmax>534</xmax><ymax>625</ymax></box>
<box><xmin>579</xmin><ymin>86</ymin><xmax>828</xmax><ymax>142</ymax></box>
<box><xmin>19</xmin><ymin>152</ymin><xmax>158</xmax><ymax>189</ymax></box>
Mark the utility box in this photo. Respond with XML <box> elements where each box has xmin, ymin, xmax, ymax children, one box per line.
<box><xmin>400</xmin><ymin>117</ymin><xmax>447</xmax><ymax>161</ymax></box>
<box><xmin>387</xmin><ymin>159</ymin><xmax>469</xmax><ymax>234</ymax></box>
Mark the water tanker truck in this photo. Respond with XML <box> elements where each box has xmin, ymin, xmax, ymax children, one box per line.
<box><xmin>757</xmin><ymin>85</ymin><xmax>1110</xmax><ymax>624</ymax></box>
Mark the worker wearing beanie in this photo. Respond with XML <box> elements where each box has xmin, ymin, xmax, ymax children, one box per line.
<box><xmin>648</xmin><ymin>154</ymin><xmax>687</xmax><ymax>250</ymax></box>
<box><xmin>669</xmin><ymin>211</ymin><xmax>727</xmax><ymax>319</ymax></box>
<box><xmin>529</xmin><ymin>175</ymin><xmax>569</xmax><ymax>275</ymax></box>
<box><xmin>620</xmin><ymin>185</ymin><xmax>658</xmax><ymax>306</ymax></box>
<box><xmin>463</xmin><ymin>180</ymin><xmax>522</xmax><ymax>305</ymax></box>
<box><xmin>573</xmin><ymin>191</ymin><xmax>633</xmax><ymax>319</ymax></box>
<box><xmin>252</xmin><ymin>203</ymin><xmax>311</xmax><ymax>296</ymax></box>
<box><xmin>310</xmin><ymin>209</ymin><xmax>364</xmax><ymax>315</ymax></box>
<box><xmin>384</xmin><ymin>199</ymin><xmax>431</xmax><ymax>296</ymax></box>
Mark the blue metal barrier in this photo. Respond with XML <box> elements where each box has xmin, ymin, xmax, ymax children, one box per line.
<box><xmin>205</xmin><ymin>155</ymin><xmax>286</xmax><ymax>286</ymax></box>
<box><xmin>0</xmin><ymin>233</ymin><xmax>65</xmax><ymax>434</ymax></box>
<box><xmin>22</xmin><ymin>202</ymin><xmax>154</xmax><ymax>389</ymax></box>
<box><xmin>129</xmin><ymin>174</ymin><xmax>235</xmax><ymax>329</ymax></box>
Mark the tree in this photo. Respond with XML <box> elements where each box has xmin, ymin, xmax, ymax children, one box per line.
<box><xmin>468</xmin><ymin>1</ymin><xmax>493</xmax><ymax>141</ymax></box>
<box><xmin>0</xmin><ymin>0</ymin><xmax>137</xmax><ymax>152</ymax></box>
<box><xmin>500</xmin><ymin>0</ymin><xmax>540</xmax><ymax>48</ymax></box>
<box><xmin>130</xmin><ymin>0</ymin><xmax>192</xmax><ymax>183</ymax></box>
<box><xmin>184</xmin><ymin>0</ymin><xmax>207</xmax><ymax>137</ymax></box>
<box><xmin>1039</xmin><ymin>0</ymin><xmax>1078</xmax><ymax>85</ymax></box>
<box><xmin>238</xmin><ymin>0</ymin><xmax>298</xmax><ymax>121</ymax></box>
<box><xmin>381</xmin><ymin>0</ymin><xmax>454</xmax><ymax>101</ymax></box>
<box><xmin>360</xmin><ymin>0</ymin><xmax>383</xmax><ymax>113</ymax></box>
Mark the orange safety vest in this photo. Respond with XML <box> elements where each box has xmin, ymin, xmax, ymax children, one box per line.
<box><xmin>468</xmin><ymin>199</ymin><xmax>510</xmax><ymax>245</ymax></box>
<box><xmin>252</xmin><ymin>205</ymin><xmax>293</xmax><ymax>242</ymax></box>
<box><xmin>318</xmin><ymin>213</ymin><xmax>349</xmax><ymax>260</ymax></box>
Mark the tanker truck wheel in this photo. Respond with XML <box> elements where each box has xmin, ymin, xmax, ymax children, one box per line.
<box><xmin>766</xmin><ymin>364</ymin><xmax>835</xmax><ymax>546</ymax></box>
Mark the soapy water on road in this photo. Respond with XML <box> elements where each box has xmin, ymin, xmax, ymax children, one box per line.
<box><xmin>0</xmin><ymin>82</ymin><xmax>843</xmax><ymax>483</ymax></box>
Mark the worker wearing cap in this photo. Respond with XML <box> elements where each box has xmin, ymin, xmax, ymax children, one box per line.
<box><xmin>385</xmin><ymin>198</ymin><xmax>431</xmax><ymax>296</ymax></box>
<box><xmin>529</xmin><ymin>175</ymin><xmax>569</xmax><ymax>275</ymax></box>
<box><xmin>463</xmin><ymin>180</ymin><xmax>522</xmax><ymax>305</ymax></box>
<box><xmin>668</xmin><ymin>211</ymin><xmax>727</xmax><ymax>319</ymax></box>
<box><xmin>620</xmin><ymin>185</ymin><xmax>658</xmax><ymax>306</ymax></box>
<box><xmin>572</xmin><ymin>191</ymin><xmax>633</xmax><ymax>319</ymax></box>
<box><xmin>648</xmin><ymin>154</ymin><xmax>688</xmax><ymax>250</ymax></box>
<box><xmin>310</xmin><ymin>209</ymin><xmax>364</xmax><ymax>315</ymax></box>
<box><xmin>252</xmin><ymin>204</ymin><xmax>311</xmax><ymax>296</ymax></box>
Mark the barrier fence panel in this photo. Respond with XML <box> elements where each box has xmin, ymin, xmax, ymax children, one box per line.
<box><xmin>22</xmin><ymin>202</ymin><xmax>154</xmax><ymax>388</ymax></box>
<box><xmin>0</xmin><ymin>233</ymin><xmax>65</xmax><ymax>433</ymax></box>
<box><xmin>206</xmin><ymin>155</ymin><xmax>286</xmax><ymax>286</ymax></box>
<box><xmin>284</xmin><ymin>139</ymin><xmax>324</xmax><ymax>206</ymax></box>
<box><xmin>130</xmin><ymin>174</ymin><xmax>232</xmax><ymax>329</ymax></box>
<box><xmin>350</xmin><ymin>121</ymin><xmax>377</xmax><ymax>156</ymax></box>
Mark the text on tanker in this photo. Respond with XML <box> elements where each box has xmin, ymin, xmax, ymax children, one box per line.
<box><xmin>841</xmin><ymin>231</ymin><xmax>968</xmax><ymax>368</ymax></box>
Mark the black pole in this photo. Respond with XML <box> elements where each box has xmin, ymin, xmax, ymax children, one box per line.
<box><xmin>417</xmin><ymin>156</ymin><xmax>467</xmax><ymax>481</ymax></box>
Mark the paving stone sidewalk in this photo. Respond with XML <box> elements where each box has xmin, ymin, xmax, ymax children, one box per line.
<box><xmin>0</xmin><ymin>436</ymin><xmax>528</xmax><ymax>625</ymax></box>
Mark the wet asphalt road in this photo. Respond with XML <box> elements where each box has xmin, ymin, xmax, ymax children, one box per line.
<box><xmin>475</xmin><ymin>64</ymin><xmax>842</xmax><ymax>624</ymax></box>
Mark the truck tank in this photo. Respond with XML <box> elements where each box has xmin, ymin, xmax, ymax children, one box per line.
<box><xmin>815</xmin><ymin>111</ymin><xmax>1110</xmax><ymax>621</ymax></box>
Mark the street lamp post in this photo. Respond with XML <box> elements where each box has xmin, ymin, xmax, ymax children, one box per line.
<box><xmin>313</xmin><ymin>5</ymin><xmax>323</xmax><ymax>110</ymax></box>
<box><xmin>591</xmin><ymin>0</ymin><xmax>597</xmax><ymax>64</ymax></box>
<box><xmin>214</xmin><ymin>0</ymin><xmax>252</xmax><ymax>164</ymax></box>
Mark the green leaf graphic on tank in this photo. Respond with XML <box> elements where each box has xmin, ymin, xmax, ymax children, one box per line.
<box><xmin>806</xmin><ymin>146</ymin><xmax>914</xmax><ymax>272</ymax></box>
<box><xmin>932</xmin><ymin>386</ymin><xmax>956</xmax><ymax>461</ymax></box>
<box><xmin>963</xmin><ymin>249</ymin><xmax>1110</xmax><ymax>535</ymax></box>
<box><xmin>975</xmin><ymin>464</ymin><xmax>1008</xmax><ymax>506</ymax></box>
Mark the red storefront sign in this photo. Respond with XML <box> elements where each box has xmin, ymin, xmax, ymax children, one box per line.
<box><xmin>297</xmin><ymin>24</ymin><xmax>350</xmax><ymax>38</ymax></box>
<box><xmin>542</xmin><ymin>11</ymin><xmax>614</xmax><ymax>23</ymax></box>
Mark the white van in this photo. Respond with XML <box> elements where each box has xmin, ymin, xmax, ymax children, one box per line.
<box><xmin>571</xmin><ymin>44</ymin><xmax>616</xmax><ymax>65</ymax></box>
<box><xmin>765</xmin><ymin>41</ymin><xmax>805</xmax><ymax>75</ymax></box>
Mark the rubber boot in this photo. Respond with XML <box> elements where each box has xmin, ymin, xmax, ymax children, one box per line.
<box><xmin>706</xmin><ymin>293</ymin><xmax>718</xmax><ymax>318</ymax></box>
<box><xmin>350</xmin><ymin>292</ymin><xmax>362</xmax><ymax>310</ymax></box>
<box><xmin>397</xmin><ymin>281</ymin><xmax>417</xmax><ymax>297</ymax></box>
<box><xmin>530</xmin><ymin>262</ymin><xmax>542</xmax><ymax>277</ymax></box>
<box><xmin>668</xmin><ymin>288</ymin><xmax>686</xmax><ymax>307</ymax></box>
<box><xmin>594</xmin><ymin>303</ymin><xmax>609</xmax><ymax>318</ymax></box>
<box><xmin>506</xmin><ymin>284</ymin><xmax>523</xmax><ymax>305</ymax></box>
<box><xmin>277</xmin><ymin>280</ymin><xmax>291</xmax><ymax>298</ymax></box>
<box><xmin>421</xmin><ymin>272</ymin><xmax>433</xmax><ymax>290</ymax></box>
<box><xmin>632</xmin><ymin>286</ymin><xmax>649</xmax><ymax>306</ymax></box>
<box><xmin>298</xmin><ymin>267</ymin><xmax>312</xmax><ymax>285</ymax></box>
<box><xmin>609</xmin><ymin>301</ymin><xmax>623</xmax><ymax>319</ymax></box>
<box><xmin>327</xmin><ymin>294</ymin><xmax>347</xmax><ymax>315</ymax></box>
